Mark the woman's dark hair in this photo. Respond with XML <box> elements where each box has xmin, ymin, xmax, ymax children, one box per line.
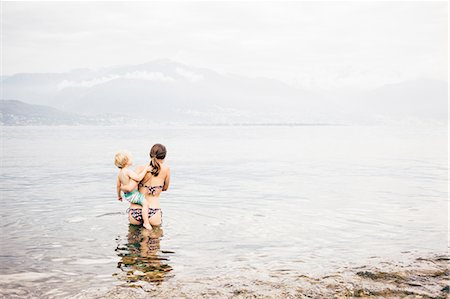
<box><xmin>149</xmin><ymin>143</ymin><xmax>167</xmax><ymax>176</ymax></box>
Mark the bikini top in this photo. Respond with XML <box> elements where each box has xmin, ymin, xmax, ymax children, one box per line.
<box><xmin>139</xmin><ymin>182</ymin><xmax>163</xmax><ymax>195</ymax></box>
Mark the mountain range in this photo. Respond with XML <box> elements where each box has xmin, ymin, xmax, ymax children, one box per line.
<box><xmin>0</xmin><ymin>99</ymin><xmax>86</xmax><ymax>125</ymax></box>
<box><xmin>1</xmin><ymin>59</ymin><xmax>447</xmax><ymax>125</ymax></box>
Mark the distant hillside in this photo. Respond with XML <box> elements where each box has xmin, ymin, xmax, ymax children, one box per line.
<box><xmin>1</xmin><ymin>59</ymin><xmax>448</xmax><ymax>124</ymax></box>
<box><xmin>0</xmin><ymin>100</ymin><xmax>89</xmax><ymax>125</ymax></box>
<box><xmin>1</xmin><ymin>59</ymin><xmax>324</xmax><ymax>123</ymax></box>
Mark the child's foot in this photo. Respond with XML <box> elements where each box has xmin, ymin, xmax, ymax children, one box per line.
<box><xmin>143</xmin><ymin>223</ymin><xmax>153</xmax><ymax>231</ymax></box>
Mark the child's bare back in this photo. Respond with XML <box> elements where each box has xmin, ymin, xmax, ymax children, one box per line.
<box><xmin>118</xmin><ymin>167</ymin><xmax>137</xmax><ymax>188</ymax></box>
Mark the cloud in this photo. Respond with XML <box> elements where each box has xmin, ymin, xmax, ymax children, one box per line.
<box><xmin>123</xmin><ymin>71</ymin><xmax>174</xmax><ymax>82</ymax></box>
<box><xmin>58</xmin><ymin>75</ymin><xmax>119</xmax><ymax>89</ymax></box>
<box><xmin>176</xmin><ymin>67</ymin><xmax>204</xmax><ymax>82</ymax></box>
<box><xmin>57</xmin><ymin>71</ymin><xmax>174</xmax><ymax>89</ymax></box>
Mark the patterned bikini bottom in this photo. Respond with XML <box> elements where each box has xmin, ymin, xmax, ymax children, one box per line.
<box><xmin>127</xmin><ymin>208</ymin><xmax>162</xmax><ymax>224</ymax></box>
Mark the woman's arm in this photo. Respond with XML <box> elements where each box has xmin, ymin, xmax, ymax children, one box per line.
<box><xmin>163</xmin><ymin>167</ymin><xmax>171</xmax><ymax>191</ymax></box>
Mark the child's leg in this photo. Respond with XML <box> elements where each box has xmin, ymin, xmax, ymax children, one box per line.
<box><xmin>142</xmin><ymin>198</ymin><xmax>152</xmax><ymax>230</ymax></box>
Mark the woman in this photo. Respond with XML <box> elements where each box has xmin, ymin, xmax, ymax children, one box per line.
<box><xmin>124</xmin><ymin>144</ymin><xmax>170</xmax><ymax>228</ymax></box>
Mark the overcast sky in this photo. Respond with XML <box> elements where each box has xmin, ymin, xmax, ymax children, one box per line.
<box><xmin>2</xmin><ymin>1</ymin><xmax>448</xmax><ymax>90</ymax></box>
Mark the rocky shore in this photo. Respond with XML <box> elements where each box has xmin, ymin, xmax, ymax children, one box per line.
<box><xmin>71</xmin><ymin>254</ymin><xmax>448</xmax><ymax>299</ymax></box>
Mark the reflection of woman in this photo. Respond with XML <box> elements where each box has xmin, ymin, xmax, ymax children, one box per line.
<box><xmin>124</xmin><ymin>144</ymin><xmax>170</xmax><ymax>228</ymax></box>
<box><xmin>116</xmin><ymin>225</ymin><xmax>172</xmax><ymax>283</ymax></box>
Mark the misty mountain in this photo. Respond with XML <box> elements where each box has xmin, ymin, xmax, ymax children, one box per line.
<box><xmin>1</xmin><ymin>60</ymin><xmax>332</xmax><ymax>123</ymax></box>
<box><xmin>2</xmin><ymin>59</ymin><xmax>447</xmax><ymax>124</ymax></box>
<box><xmin>0</xmin><ymin>100</ymin><xmax>97</xmax><ymax>125</ymax></box>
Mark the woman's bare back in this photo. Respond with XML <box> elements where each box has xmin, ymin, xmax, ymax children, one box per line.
<box><xmin>138</xmin><ymin>164</ymin><xmax>170</xmax><ymax>198</ymax></box>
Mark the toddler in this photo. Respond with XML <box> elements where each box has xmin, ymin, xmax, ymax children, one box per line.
<box><xmin>115</xmin><ymin>151</ymin><xmax>152</xmax><ymax>230</ymax></box>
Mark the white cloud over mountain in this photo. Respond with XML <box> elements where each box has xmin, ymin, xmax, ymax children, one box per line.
<box><xmin>57</xmin><ymin>71</ymin><xmax>175</xmax><ymax>90</ymax></box>
<box><xmin>2</xmin><ymin>60</ymin><xmax>447</xmax><ymax>125</ymax></box>
<box><xmin>175</xmin><ymin>68</ymin><xmax>204</xmax><ymax>83</ymax></box>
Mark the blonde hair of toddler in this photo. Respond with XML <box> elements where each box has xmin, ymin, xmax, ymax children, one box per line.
<box><xmin>114</xmin><ymin>151</ymin><xmax>132</xmax><ymax>169</ymax></box>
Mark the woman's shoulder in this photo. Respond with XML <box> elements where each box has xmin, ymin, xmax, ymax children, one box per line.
<box><xmin>161</xmin><ymin>164</ymin><xmax>170</xmax><ymax>174</ymax></box>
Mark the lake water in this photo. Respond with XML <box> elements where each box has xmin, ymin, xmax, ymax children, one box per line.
<box><xmin>0</xmin><ymin>124</ymin><xmax>448</xmax><ymax>298</ymax></box>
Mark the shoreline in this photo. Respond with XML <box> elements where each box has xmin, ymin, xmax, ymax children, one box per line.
<box><xmin>65</xmin><ymin>253</ymin><xmax>449</xmax><ymax>299</ymax></box>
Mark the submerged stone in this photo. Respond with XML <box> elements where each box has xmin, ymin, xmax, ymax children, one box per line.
<box><xmin>356</xmin><ymin>271</ymin><xmax>406</xmax><ymax>281</ymax></box>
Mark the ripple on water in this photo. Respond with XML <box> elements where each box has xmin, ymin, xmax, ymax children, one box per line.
<box><xmin>96</xmin><ymin>212</ymin><xmax>124</xmax><ymax>217</ymax></box>
<box><xmin>0</xmin><ymin>272</ymin><xmax>55</xmax><ymax>282</ymax></box>
<box><xmin>68</xmin><ymin>258</ymin><xmax>117</xmax><ymax>265</ymax></box>
<box><xmin>65</xmin><ymin>217</ymin><xmax>87</xmax><ymax>223</ymax></box>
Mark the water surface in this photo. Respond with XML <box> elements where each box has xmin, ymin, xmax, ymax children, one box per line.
<box><xmin>0</xmin><ymin>124</ymin><xmax>447</xmax><ymax>297</ymax></box>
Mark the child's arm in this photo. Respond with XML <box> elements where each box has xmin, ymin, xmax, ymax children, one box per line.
<box><xmin>120</xmin><ymin>165</ymin><xmax>150</xmax><ymax>192</ymax></box>
<box><xmin>126</xmin><ymin>165</ymin><xmax>150</xmax><ymax>183</ymax></box>
<box><xmin>116</xmin><ymin>176</ymin><xmax>122</xmax><ymax>201</ymax></box>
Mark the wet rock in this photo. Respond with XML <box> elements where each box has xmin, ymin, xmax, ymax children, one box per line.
<box><xmin>356</xmin><ymin>270</ymin><xmax>406</xmax><ymax>281</ymax></box>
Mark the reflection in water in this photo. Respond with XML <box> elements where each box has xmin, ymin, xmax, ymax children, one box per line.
<box><xmin>115</xmin><ymin>225</ymin><xmax>173</xmax><ymax>284</ymax></box>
